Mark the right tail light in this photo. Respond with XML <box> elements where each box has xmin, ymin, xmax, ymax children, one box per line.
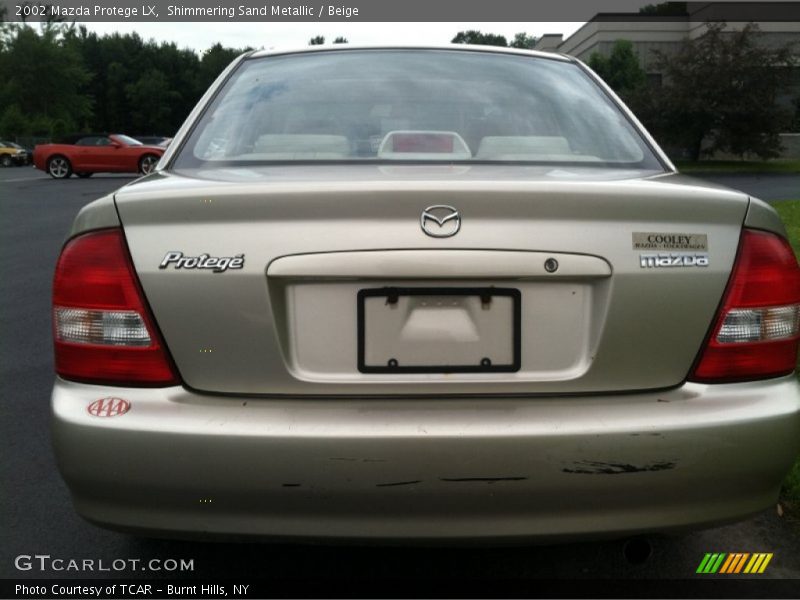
<box><xmin>690</xmin><ymin>228</ymin><xmax>800</xmax><ymax>383</ymax></box>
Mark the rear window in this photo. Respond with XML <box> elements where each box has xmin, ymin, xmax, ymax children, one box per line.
<box><xmin>76</xmin><ymin>136</ymin><xmax>112</xmax><ymax>146</ymax></box>
<box><xmin>172</xmin><ymin>49</ymin><xmax>663</xmax><ymax>170</ymax></box>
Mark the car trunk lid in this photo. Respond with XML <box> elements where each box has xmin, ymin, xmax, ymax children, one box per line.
<box><xmin>114</xmin><ymin>165</ymin><xmax>748</xmax><ymax>395</ymax></box>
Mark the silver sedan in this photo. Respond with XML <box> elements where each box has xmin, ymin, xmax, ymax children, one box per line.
<box><xmin>51</xmin><ymin>46</ymin><xmax>800</xmax><ymax>541</ymax></box>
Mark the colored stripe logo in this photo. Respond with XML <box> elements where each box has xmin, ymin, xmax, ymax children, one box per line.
<box><xmin>696</xmin><ymin>553</ymin><xmax>773</xmax><ymax>574</ymax></box>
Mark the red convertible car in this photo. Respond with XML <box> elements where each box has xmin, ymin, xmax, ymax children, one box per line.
<box><xmin>33</xmin><ymin>134</ymin><xmax>164</xmax><ymax>179</ymax></box>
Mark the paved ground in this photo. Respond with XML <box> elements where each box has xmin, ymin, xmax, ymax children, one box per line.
<box><xmin>1</xmin><ymin>166</ymin><xmax>799</xmax><ymax>592</ymax></box>
<box><xmin>688</xmin><ymin>173</ymin><xmax>799</xmax><ymax>201</ymax></box>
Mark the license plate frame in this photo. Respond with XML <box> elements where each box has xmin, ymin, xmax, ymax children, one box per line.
<box><xmin>357</xmin><ymin>287</ymin><xmax>521</xmax><ymax>374</ymax></box>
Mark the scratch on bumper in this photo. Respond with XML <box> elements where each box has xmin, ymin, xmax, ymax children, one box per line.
<box><xmin>562</xmin><ymin>460</ymin><xmax>677</xmax><ymax>475</ymax></box>
<box><xmin>51</xmin><ymin>376</ymin><xmax>800</xmax><ymax>540</ymax></box>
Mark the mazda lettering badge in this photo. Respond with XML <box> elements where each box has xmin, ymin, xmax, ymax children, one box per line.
<box><xmin>421</xmin><ymin>205</ymin><xmax>460</xmax><ymax>238</ymax></box>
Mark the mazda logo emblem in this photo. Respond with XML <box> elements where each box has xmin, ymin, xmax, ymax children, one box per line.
<box><xmin>421</xmin><ymin>205</ymin><xmax>460</xmax><ymax>238</ymax></box>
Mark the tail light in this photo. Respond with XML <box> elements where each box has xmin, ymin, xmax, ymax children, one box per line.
<box><xmin>690</xmin><ymin>228</ymin><xmax>800</xmax><ymax>383</ymax></box>
<box><xmin>52</xmin><ymin>228</ymin><xmax>180</xmax><ymax>386</ymax></box>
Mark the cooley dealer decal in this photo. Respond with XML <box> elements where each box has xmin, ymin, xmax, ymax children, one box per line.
<box><xmin>633</xmin><ymin>232</ymin><xmax>708</xmax><ymax>251</ymax></box>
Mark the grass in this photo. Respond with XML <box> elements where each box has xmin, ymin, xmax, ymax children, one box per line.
<box><xmin>784</xmin><ymin>464</ymin><xmax>800</xmax><ymax>505</ymax></box>
<box><xmin>675</xmin><ymin>159</ymin><xmax>800</xmax><ymax>174</ymax></box>
<box><xmin>773</xmin><ymin>200</ymin><xmax>800</xmax><ymax>261</ymax></box>
<box><xmin>775</xmin><ymin>200</ymin><xmax>800</xmax><ymax>504</ymax></box>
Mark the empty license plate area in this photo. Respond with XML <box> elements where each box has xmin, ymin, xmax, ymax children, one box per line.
<box><xmin>358</xmin><ymin>287</ymin><xmax>521</xmax><ymax>373</ymax></box>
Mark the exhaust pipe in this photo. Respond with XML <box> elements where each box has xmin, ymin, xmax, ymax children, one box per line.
<box><xmin>623</xmin><ymin>537</ymin><xmax>653</xmax><ymax>564</ymax></box>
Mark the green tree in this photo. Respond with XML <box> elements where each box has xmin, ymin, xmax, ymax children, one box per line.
<box><xmin>61</xmin><ymin>28</ymin><xmax>246</xmax><ymax>134</ymax></box>
<box><xmin>510</xmin><ymin>33</ymin><xmax>537</xmax><ymax>49</ymax></box>
<box><xmin>199</xmin><ymin>43</ymin><xmax>244</xmax><ymax>89</ymax></box>
<box><xmin>588</xmin><ymin>39</ymin><xmax>646</xmax><ymax>101</ymax></box>
<box><xmin>646</xmin><ymin>23</ymin><xmax>797</xmax><ymax>160</ymax></box>
<box><xmin>0</xmin><ymin>24</ymin><xmax>248</xmax><ymax>138</ymax></box>
<box><xmin>125</xmin><ymin>69</ymin><xmax>179</xmax><ymax>134</ymax></box>
<box><xmin>0</xmin><ymin>104</ymin><xmax>26</xmax><ymax>137</ymax></box>
<box><xmin>451</xmin><ymin>30</ymin><xmax>508</xmax><ymax>47</ymax></box>
<box><xmin>104</xmin><ymin>61</ymin><xmax>132</xmax><ymax>131</ymax></box>
<box><xmin>0</xmin><ymin>5</ymin><xmax>12</xmax><ymax>50</ymax></box>
<box><xmin>639</xmin><ymin>2</ymin><xmax>688</xmax><ymax>15</ymax></box>
<box><xmin>309</xmin><ymin>36</ymin><xmax>325</xmax><ymax>45</ymax></box>
<box><xmin>0</xmin><ymin>24</ymin><xmax>92</xmax><ymax>135</ymax></box>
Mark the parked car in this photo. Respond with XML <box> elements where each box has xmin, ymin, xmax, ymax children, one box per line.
<box><xmin>10</xmin><ymin>141</ymin><xmax>34</xmax><ymax>164</ymax></box>
<box><xmin>0</xmin><ymin>140</ymin><xmax>27</xmax><ymax>166</ymax></box>
<box><xmin>33</xmin><ymin>133</ymin><xmax>164</xmax><ymax>179</ymax></box>
<box><xmin>133</xmin><ymin>135</ymin><xmax>172</xmax><ymax>147</ymax></box>
<box><xmin>51</xmin><ymin>46</ymin><xmax>800</xmax><ymax>542</ymax></box>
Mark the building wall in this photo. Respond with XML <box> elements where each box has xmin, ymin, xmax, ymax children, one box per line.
<box><xmin>543</xmin><ymin>16</ymin><xmax>800</xmax><ymax>76</ymax></box>
<box><xmin>536</xmin><ymin>13</ymin><xmax>800</xmax><ymax>126</ymax></box>
<box><xmin>580</xmin><ymin>40</ymin><xmax>685</xmax><ymax>72</ymax></box>
<box><xmin>779</xmin><ymin>133</ymin><xmax>800</xmax><ymax>158</ymax></box>
<box><xmin>554</xmin><ymin>21</ymin><xmax>689</xmax><ymax>64</ymax></box>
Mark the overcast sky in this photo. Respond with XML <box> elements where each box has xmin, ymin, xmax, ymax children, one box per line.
<box><xmin>79</xmin><ymin>22</ymin><xmax>585</xmax><ymax>53</ymax></box>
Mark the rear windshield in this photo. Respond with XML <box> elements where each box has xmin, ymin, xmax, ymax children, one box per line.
<box><xmin>172</xmin><ymin>49</ymin><xmax>663</xmax><ymax>170</ymax></box>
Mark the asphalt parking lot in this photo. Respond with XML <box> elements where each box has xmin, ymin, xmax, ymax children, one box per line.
<box><xmin>689</xmin><ymin>173</ymin><xmax>800</xmax><ymax>202</ymax></box>
<box><xmin>1</xmin><ymin>166</ymin><xmax>799</xmax><ymax>591</ymax></box>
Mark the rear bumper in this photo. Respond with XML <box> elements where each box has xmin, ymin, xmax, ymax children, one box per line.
<box><xmin>52</xmin><ymin>377</ymin><xmax>800</xmax><ymax>541</ymax></box>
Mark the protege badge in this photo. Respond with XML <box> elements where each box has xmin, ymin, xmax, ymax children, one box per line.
<box><xmin>159</xmin><ymin>251</ymin><xmax>244</xmax><ymax>273</ymax></box>
<box><xmin>640</xmin><ymin>252</ymin><xmax>709</xmax><ymax>268</ymax></box>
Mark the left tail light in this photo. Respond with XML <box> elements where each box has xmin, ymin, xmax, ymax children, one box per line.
<box><xmin>52</xmin><ymin>228</ymin><xmax>180</xmax><ymax>386</ymax></box>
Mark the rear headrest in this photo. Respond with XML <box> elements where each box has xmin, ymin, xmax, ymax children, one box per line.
<box><xmin>476</xmin><ymin>136</ymin><xmax>572</xmax><ymax>159</ymax></box>
<box><xmin>253</xmin><ymin>134</ymin><xmax>350</xmax><ymax>157</ymax></box>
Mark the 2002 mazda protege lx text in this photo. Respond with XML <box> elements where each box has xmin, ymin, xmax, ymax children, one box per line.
<box><xmin>51</xmin><ymin>46</ymin><xmax>800</xmax><ymax>541</ymax></box>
